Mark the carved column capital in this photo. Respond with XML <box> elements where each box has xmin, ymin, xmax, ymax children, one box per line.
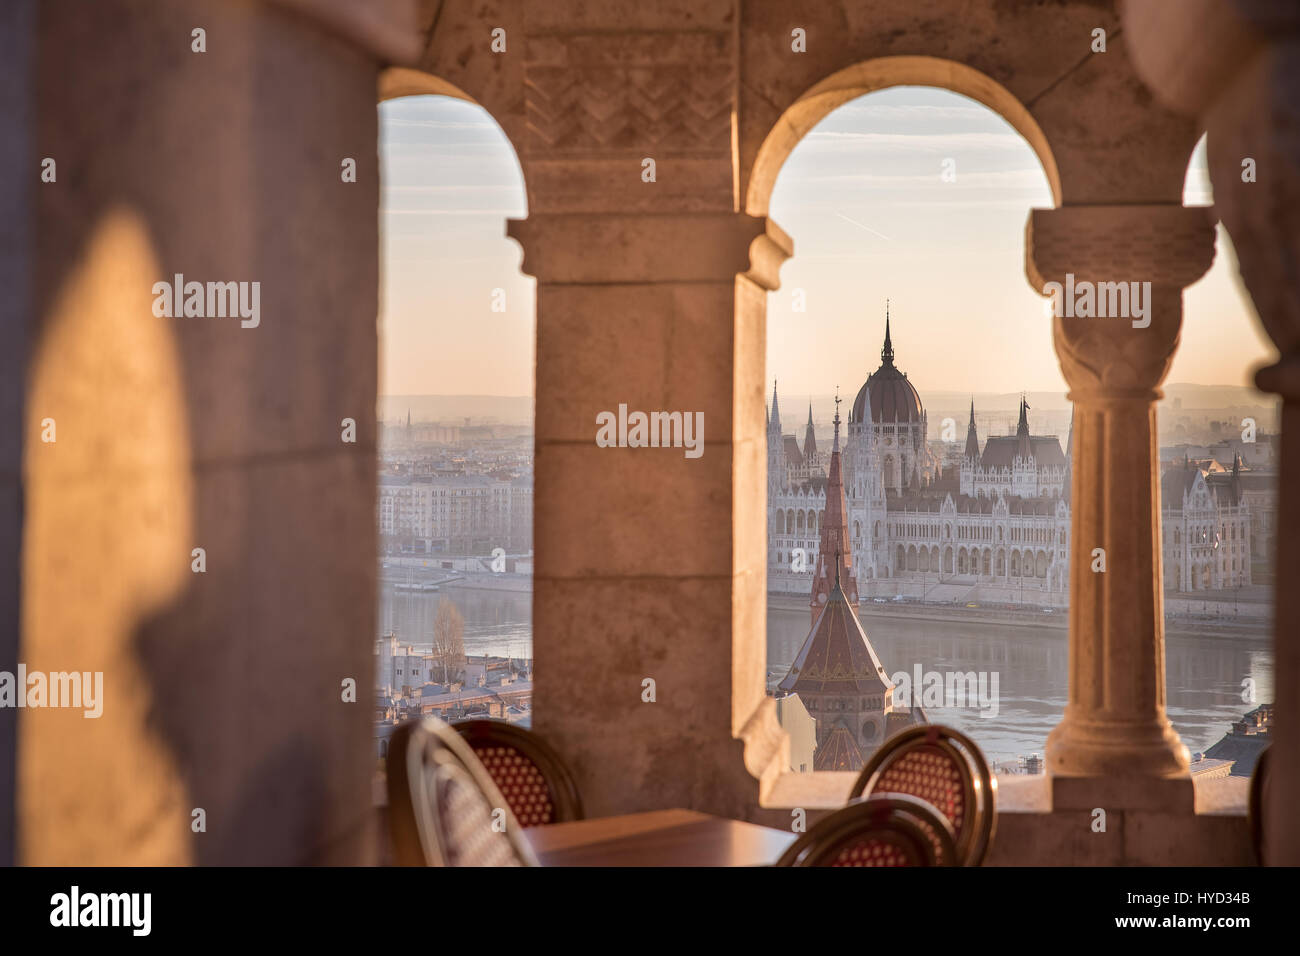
<box><xmin>1026</xmin><ymin>205</ymin><xmax>1217</xmax><ymax>396</ymax></box>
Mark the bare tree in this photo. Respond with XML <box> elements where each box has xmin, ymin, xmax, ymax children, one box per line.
<box><xmin>431</xmin><ymin>597</ymin><xmax>466</xmax><ymax>684</ymax></box>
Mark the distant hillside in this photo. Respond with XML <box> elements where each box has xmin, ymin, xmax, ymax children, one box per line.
<box><xmin>1161</xmin><ymin>382</ymin><xmax>1277</xmax><ymax>409</ymax></box>
<box><xmin>379</xmin><ymin>395</ymin><xmax>533</xmax><ymax>426</ymax></box>
<box><xmin>383</xmin><ymin>383</ymin><xmax>1275</xmax><ymax>431</ymax></box>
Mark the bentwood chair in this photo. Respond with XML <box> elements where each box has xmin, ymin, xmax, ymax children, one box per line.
<box><xmin>386</xmin><ymin>717</ymin><xmax>538</xmax><ymax>866</ymax></box>
<box><xmin>1248</xmin><ymin>744</ymin><xmax>1272</xmax><ymax>865</ymax></box>
<box><xmin>850</xmin><ymin>724</ymin><xmax>997</xmax><ymax>866</ymax></box>
<box><xmin>452</xmin><ymin>720</ymin><xmax>584</xmax><ymax>827</ymax></box>
<box><xmin>777</xmin><ymin>794</ymin><xmax>959</xmax><ymax>866</ymax></box>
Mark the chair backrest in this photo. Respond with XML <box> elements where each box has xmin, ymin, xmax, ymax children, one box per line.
<box><xmin>386</xmin><ymin>717</ymin><xmax>539</xmax><ymax>866</ymax></box>
<box><xmin>777</xmin><ymin>794</ymin><xmax>959</xmax><ymax>867</ymax></box>
<box><xmin>1248</xmin><ymin>744</ymin><xmax>1272</xmax><ymax>865</ymax></box>
<box><xmin>850</xmin><ymin>724</ymin><xmax>997</xmax><ymax>866</ymax></box>
<box><xmin>452</xmin><ymin>719</ymin><xmax>584</xmax><ymax>827</ymax></box>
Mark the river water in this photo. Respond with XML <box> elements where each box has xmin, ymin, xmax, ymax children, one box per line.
<box><xmin>379</xmin><ymin>584</ymin><xmax>1273</xmax><ymax>766</ymax></box>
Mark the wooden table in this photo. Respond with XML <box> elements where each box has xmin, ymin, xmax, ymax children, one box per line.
<box><xmin>522</xmin><ymin>809</ymin><xmax>797</xmax><ymax>867</ymax></box>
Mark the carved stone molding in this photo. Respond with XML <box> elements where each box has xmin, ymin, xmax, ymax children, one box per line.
<box><xmin>524</xmin><ymin>32</ymin><xmax>734</xmax><ymax>156</ymax></box>
<box><xmin>508</xmin><ymin>212</ymin><xmax>787</xmax><ymax>285</ymax></box>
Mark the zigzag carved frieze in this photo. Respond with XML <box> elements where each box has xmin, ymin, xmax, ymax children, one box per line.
<box><xmin>525</xmin><ymin>66</ymin><xmax>734</xmax><ymax>153</ymax></box>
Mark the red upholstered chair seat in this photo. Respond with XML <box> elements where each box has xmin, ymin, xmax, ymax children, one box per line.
<box><xmin>776</xmin><ymin>793</ymin><xmax>958</xmax><ymax>867</ymax></box>
<box><xmin>452</xmin><ymin>720</ymin><xmax>584</xmax><ymax>827</ymax></box>
<box><xmin>831</xmin><ymin>836</ymin><xmax>918</xmax><ymax>867</ymax></box>
<box><xmin>473</xmin><ymin>745</ymin><xmax>556</xmax><ymax>827</ymax></box>
<box><xmin>850</xmin><ymin>724</ymin><xmax>997</xmax><ymax>865</ymax></box>
<box><xmin>874</xmin><ymin>744</ymin><xmax>966</xmax><ymax>833</ymax></box>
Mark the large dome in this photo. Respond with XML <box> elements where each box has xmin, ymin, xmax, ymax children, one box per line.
<box><xmin>851</xmin><ymin>312</ymin><xmax>925</xmax><ymax>424</ymax></box>
<box><xmin>852</xmin><ymin>364</ymin><xmax>924</xmax><ymax>424</ymax></box>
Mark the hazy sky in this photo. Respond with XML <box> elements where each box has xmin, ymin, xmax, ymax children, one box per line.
<box><xmin>379</xmin><ymin>88</ymin><xmax>1277</xmax><ymax>399</ymax></box>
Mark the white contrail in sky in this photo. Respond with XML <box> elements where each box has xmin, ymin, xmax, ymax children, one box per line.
<box><xmin>835</xmin><ymin>212</ymin><xmax>893</xmax><ymax>242</ymax></box>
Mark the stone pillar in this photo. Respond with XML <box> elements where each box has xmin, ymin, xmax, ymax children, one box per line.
<box><xmin>14</xmin><ymin>0</ymin><xmax>414</xmax><ymax>865</ymax></box>
<box><xmin>1027</xmin><ymin>204</ymin><xmax>1215</xmax><ymax>809</ymax></box>
<box><xmin>1124</xmin><ymin>0</ymin><xmax>1300</xmax><ymax>865</ymax></box>
<box><xmin>511</xmin><ymin>211</ymin><xmax>791</xmax><ymax>818</ymax></box>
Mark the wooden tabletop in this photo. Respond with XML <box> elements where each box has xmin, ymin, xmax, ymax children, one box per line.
<box><xmin>522</xmin><ymin>808</ymin><xmax>797</xmax><ymax>867</ymax></box>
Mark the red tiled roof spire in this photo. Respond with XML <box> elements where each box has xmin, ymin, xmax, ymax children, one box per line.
<box><xmin>813</xmin><ymin>723</ymin><xmax>866</xmax><ymax>771</ymax></box>
<box><xmin>809</xmin><ymin>390</ymin><xmax>858</xmax><ymax>623</ymax></box>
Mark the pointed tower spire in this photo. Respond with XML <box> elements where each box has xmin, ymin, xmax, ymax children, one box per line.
<box><xmin>810</xmin><ymin>390</ymin><xmax>857</xmax><ymax>624</ymax></box>
<box><xmin>880</xmin><ymin>299</ymin><xmax>895</xmax><ymax>366</ymax></box>
<box><xmin>1015</xmin><ymin>394</ymin><xmax>1032</xmax><ymax>460</ymax></box>
<box><xmin>964</xmin><ymin>398</ymin><xmax>980</xmax><ymax>460</ymax></box>
<box><xmin>770</xmin><ymin>380</ymin><xmax>781</xmax><ymax>430</ymax></box>
<box><xmin>803</xmin><ymin>402</ymin><xmax>818</xmax><ymax>463</ymax></box>
<box><xmin>832</xmin><ymin>389</ymin><xmax>842</xmax><ymax>453</ymax></box>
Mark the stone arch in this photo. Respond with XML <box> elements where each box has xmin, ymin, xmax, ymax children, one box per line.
<box><xmin>746</xmin><ymin>56</ymin><xmax>1062</xmax><ymax>217</ymax></box>
<box><xmin>380</xmin><ymin>67</ymin><xmax>480</xmax><ymax>109</ymax></box>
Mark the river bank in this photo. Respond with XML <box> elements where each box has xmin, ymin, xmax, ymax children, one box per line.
<box><xmin>766</xmin><ymin>591</ymin><xmax>1270</xmax><ymax>639</ymax></box>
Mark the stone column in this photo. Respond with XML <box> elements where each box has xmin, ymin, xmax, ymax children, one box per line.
<box><xmin>1027</xmin><ymin>204</ymin><xmax>1215</xmax><ymax>809</ymax></box>
<box><xmin>510</xmin><ymin>211</ymin><xmax>791</xmax><ymax>818</ymax></box>
<box><xmin>14</xmin><ymin>0</ymin><xmax>415</xmax><ymax>865</ymax></box>
<box><xmin>1124</xmin><ymin>0</ymin><xmax>1300</xmax><ymax>865</ymax></box>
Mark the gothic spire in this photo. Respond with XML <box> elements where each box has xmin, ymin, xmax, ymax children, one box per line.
<box><xmin>1016</xmin><ymin>394</ymin><xmax>1032</xmax><ymax>460</ymax></box>
<box><xmin>880</xmin><ymin>299</ymin><xmax>895</xmax><ymax>366</ymax></box>
<box><xmin>770</xmin><ymin>380</ymin><xmax>781</xmax><ymax>429</ymax></box>
<box><xmin>964</xmin><ymin>398</ymin><xmax>980</xmax><ymax>460</ymax></box>
<box><xmin>832</xmin><ymin>389</ymin><xmax>842</xmax><ymax>453</ymax></box>
<box><xmin>804</xmin><ymin>402</ymin><xmax>818</xmax><ymax>462</ymax></box>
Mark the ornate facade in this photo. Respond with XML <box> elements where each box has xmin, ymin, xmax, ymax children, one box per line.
<box><xmin>1161</xmin><ymin>456</ymin><xmax>1253</xmax><ymax>591</ymax></box>
<box><xmin>770</xmin><ymin>319</ymin><xmax>1254</xmax><ymax>603</ymax></box>
<box><xmin>769</xmin><ymin>313</ymin><xmax>1073</xmax><ymax>602</ymax></box>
